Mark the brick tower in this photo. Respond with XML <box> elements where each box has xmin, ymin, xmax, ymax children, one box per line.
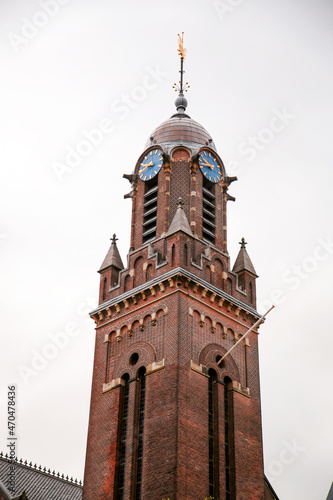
<box><xmin>83</xmin><ymin>38</ymin><xmax>274</xmax><ymax>500</ymax></box>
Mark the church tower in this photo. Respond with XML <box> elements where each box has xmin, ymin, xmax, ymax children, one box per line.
<box><xmin>83</xmin><ymin>36</ymin><xmax>273</xmax><ymax>500</ymax></box>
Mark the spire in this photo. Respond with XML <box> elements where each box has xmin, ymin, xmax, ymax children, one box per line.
<box><xmin>167</xmin><ymin>198</ymin><xmax>193</xmax><ymax>237</ymax></box>
<box><xmin>232</xmin><ymin>237</ymin><xmax>258</xmax><ymax>276</ymax></box>
<box><xmin>99</xmin><ymin>234</ymin><xmax>124</xmax><ymax>272</ymax></box>
<box><xmin>172</xmin><ymin>32</ymin><xmax>190</xmax><ymax>116</ymax></box>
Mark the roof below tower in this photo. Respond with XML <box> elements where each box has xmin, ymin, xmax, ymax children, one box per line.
<box><xmin>145</xmin><ymin>115</ymin><xmax>216</xmax><ymax>151</ymax></box>
<box><xmin>0</xmin><ymin>456</ymin><xmax>82</xmax><ymax>500</ymax></box>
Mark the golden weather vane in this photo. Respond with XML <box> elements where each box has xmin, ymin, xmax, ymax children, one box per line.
<box><xmin>177</xmin><ymin>32</ymin><xmax>187</xmax><ymax>60</ymax></box>
<box><xmin>172</xmin><ymin>32</ymin><xmax>190</xmax><ymax>98</ymax></box>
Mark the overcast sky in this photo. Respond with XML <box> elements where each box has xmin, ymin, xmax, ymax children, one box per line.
<box><xmin>1</xmin><ymin>1</ymin><xmax>332</xmax><ymax>499</ymax></box>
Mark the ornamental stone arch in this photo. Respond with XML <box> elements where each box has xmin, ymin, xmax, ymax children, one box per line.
<box><xmin>115</xmin><ymin>341</ymin><xmax>157</xmax><ymax>380</ymax></box>
<box><xmin>199</xmin><ymin>343</ymin><xmax>240</xmax><ymax>383</ymax></box>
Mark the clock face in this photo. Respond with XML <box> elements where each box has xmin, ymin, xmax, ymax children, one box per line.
<box><xmin>198</xmin><ymin>150</ymin><xmax>222</xmax><ymax>183</ymax></box>
<box><xmin>138</xmin><ymin>149</ymin><xmax>163</xmax><ymax>181</ymax></box>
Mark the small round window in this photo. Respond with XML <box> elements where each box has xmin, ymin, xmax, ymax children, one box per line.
<box><xmin>129</xmin><ymin>352</ymin><xmax>139</xmax><ymax>366</ymax></box>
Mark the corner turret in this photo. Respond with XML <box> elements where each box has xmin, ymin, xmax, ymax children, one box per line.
<box><xmin>98</xmin><ymin>234</ymin><xmax>124</xmax><ymax>303</ymax></box>
<box><xmin>232</xmin><ymin>237</ymin><xmax>258</xmax><ymax>307</ymax></box>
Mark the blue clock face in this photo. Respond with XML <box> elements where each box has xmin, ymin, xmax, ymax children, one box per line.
<box><xmin>198</xmin><ymin>150</ymin><xmax>222</xmax><ymax>183</ymax></box>
<box><xmin>138</xmin><ymin>149</ymin><xmax>163</xmax><ymax>181</ymax></box>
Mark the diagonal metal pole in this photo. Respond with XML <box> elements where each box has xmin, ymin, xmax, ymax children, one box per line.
<box><xmin>217</xmin><ymin>305</ymin><xmax>275</xmax><ymax>365</ymax></box>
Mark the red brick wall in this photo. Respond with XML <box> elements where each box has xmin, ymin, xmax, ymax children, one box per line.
<box><xmin>83</xmin><ymin>279</ymin><xmax>264</xmax><ymax>499</ymax></box>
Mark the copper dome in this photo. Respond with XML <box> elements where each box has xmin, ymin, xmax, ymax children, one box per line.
<box><xmin>144</xmin><ymin>116</ymin><xmax>216</xmax><ymax>151</ymax></box>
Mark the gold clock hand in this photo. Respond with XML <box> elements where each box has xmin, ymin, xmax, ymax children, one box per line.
<box><xmin>139</xmin><ymin>161</ymin><xmax>154</xmax><ymax>173</ymax></box>
<box><xmin>140</xmin><ymin>161</ymin><xmax>153</xmax><ymax>167</ymax></box>
<box><xmin>201</xmin><ymin>158</ymin><xmax>214</xmax><ymax>169</ymax></box>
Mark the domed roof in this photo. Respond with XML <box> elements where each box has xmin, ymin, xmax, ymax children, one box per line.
<box><xmin>144</xmin><ymin>115</ymin><xmax>216</xmax><ymax>152</ymax></box>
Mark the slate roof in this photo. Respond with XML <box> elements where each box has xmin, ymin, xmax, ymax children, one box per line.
<box><xmin>232</xmin><ymin>238</ymin><xmax>258</xmax><ymax>277</ymax></box>
<box><xmin>167</xmin><ymin>198</ymin><xmax>193</xmax><ymax>237</ymax></box>
<box><xmin>0</xmin><ymin>457</ymin><xmax>82</xmax><ymax>500</ymax></box>
<box><xmin>99</xmin><ymin>235</ymin><xmax>124</xmax><ymax>272</ymax></box>
<box><xmin>145</xmin><ymin>115</ymin><xmax>216</xmax><ymax>151</ymax></box>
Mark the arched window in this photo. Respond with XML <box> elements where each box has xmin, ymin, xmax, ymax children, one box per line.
<box><xmin>184</xmin><ymin>243</ymin><xmax>188</xmax><ymax>266</ymax></box>
<box><xmin>146</xmin><ymin>264</ymin><xmax>153</xmax><ymax>282</ymax></box>
<box><xmin>208</xmin><ymin>369</ymin><xmax>219</xmax><ymax>498</ymax></box>
<box><xmin>224</xmin><ymin>376</ymin><xmax>235</xmax><ymax>499</ymax></box>
<box><xmin>105</xmin><ymin>334</ymin><xmax>112</xmax><ymax>382</ymax></box>
<box><xmin>116</xmin><ymin>373</ymin><xmax>130</xmax><ymax>499</ymax></box>
<box><xmin>134</xmin><ymin>367</ymin><xmax>146</xmax><ymax>499</ymax></box>
<box><xmin>124</xmin><ymin>274</ymin><xmax>131</xmax><ymax>292</ymax></box>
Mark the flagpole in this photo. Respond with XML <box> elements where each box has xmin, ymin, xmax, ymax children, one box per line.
<box><xmin>217</xmin><ymin>305</ymin><xmax>275</xmax><ymax>366</ymax></box>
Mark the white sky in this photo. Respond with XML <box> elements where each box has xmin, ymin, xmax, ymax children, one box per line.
<box><xmin>0</xmin><ymin>1</ymin><xmax>332</xmax><ymax>498</ymax></box>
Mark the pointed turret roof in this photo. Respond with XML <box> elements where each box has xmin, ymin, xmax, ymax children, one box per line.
<box><xmin>232</xmin><ymin>238</ymin><xmax>258</xmax><ymax>276</ymax></box>
<box><xmin>99</xmin><ymin>234</ymin><xmax>124</xmax><ymax>272</ymax></box>
<box><xmin>167</xmin><ymin>198</ymin><xmax>193</xmax><ymax>237</ymax></box>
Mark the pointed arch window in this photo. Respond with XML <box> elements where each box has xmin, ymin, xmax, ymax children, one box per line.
<box><xmin>224</xmin><ymin>376</ymin><xmax>235</xmax><ymax>499</ymax></box>
<box><xmin>208</xmin><ymin>369</ymin><xmax>219</xmax><ymax>497</ymax></box>
<box><xmin>105</xmin><ymin>335</ymin><xmax>111</xmax><ymax>383</ymax></box>
<box><xmin>133</xmin><ymin>367</ymin><xmax>146</xmax><ymax>499</ymax></box>
<box><xmin>116</xmin><ymin>373</ymin><xmax>130</xmax><ymax>499</ymax></box>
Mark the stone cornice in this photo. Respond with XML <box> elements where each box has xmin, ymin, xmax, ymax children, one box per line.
<box><xmin>90</xmin><ymin>267</ymin><xmax>260</xmax><ymax>327</ymax></box>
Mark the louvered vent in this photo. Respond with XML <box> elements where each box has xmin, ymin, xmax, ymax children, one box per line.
<box><xmin>142</xmin><ymin>177</ymin><xmax>158</xmax><ymax>243</ymax></box>
<box><xmin>202</xmin><ymin>178</ymin><xmax>216</xmax><ymax>245</ymax></box>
